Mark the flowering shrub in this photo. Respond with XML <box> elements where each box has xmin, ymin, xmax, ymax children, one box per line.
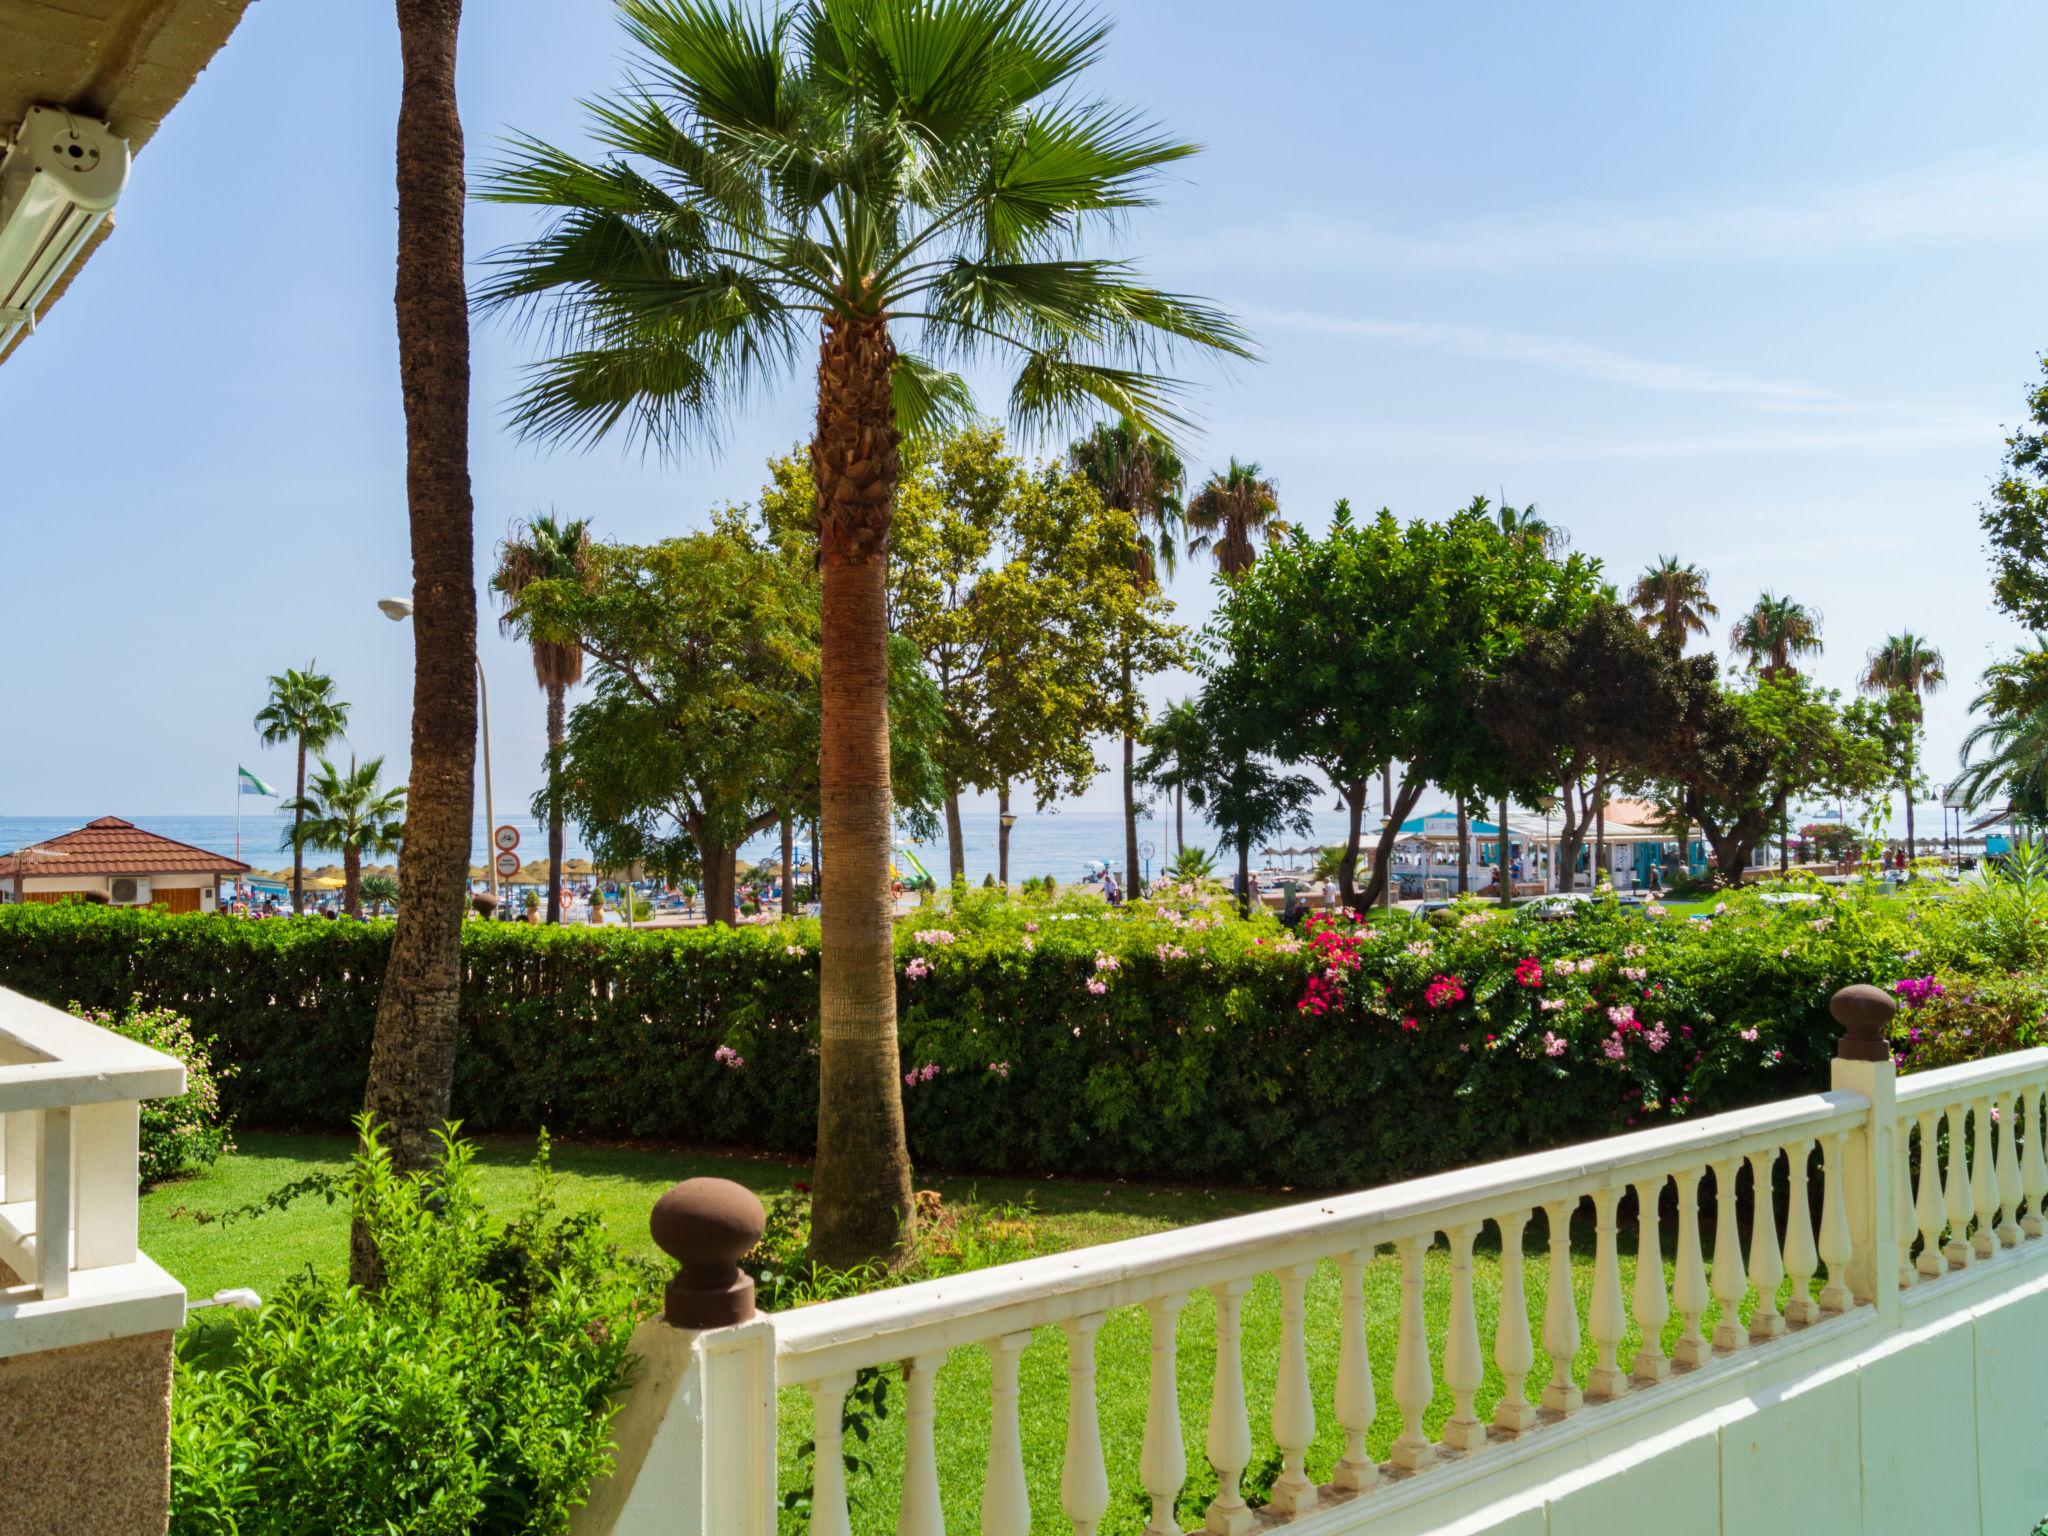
<box><xmin>69</xmin><ymin>1000</ymin><xmax>233</xmax><ymax>1186</ymax></box>
<box><xmin>0</xmin><ymin>879</ymin><xmax>2035</xmax><ymax>1192</ymax></box>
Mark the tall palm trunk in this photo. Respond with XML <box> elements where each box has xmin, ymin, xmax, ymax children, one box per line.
<box><xmin>343</xmin><ymin>846</ymin><xmax>362</xmax><ymax>919</ymax></box>
<box><xmin>356</xmin><ymin>0</ymin><xmax>476</xmax><ymax>1287</ymax></box>
<box><xmin>292</xmin><ymin>739</ymin><xmax>308</xmax><ymax>913</ymax></box>
<box><xmin>1903</xmin><ymin>737</ymin><xmax>1917</xmax><ymax>867</ymax></box>
<box><xmin>1121</xmin><ymin>659</ymin><xmax>1140</xmax><ymax>894</ymax></box>
<box><xmin>545</xmin><ymin>681</ymin><xmax>566</xmax><ymax>923</ymax></box>
<box><xmin>808</xmin><ymin>311</ymin><xmax>913</xmax><ymax>1269</ymax></box>
<box><xmin>781</xmin><ymin>815</ymin><xmax>796</xmax><ymax>917</ymax></box>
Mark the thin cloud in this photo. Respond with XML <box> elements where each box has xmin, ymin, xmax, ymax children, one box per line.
<box><xmin>1204</xmin><ymin>149</ymin><xmax>2048</xmax><ymax>270</ymax></box>
<box><xmin>1245</xmin><ymin>307</ymin><xmax>1835</xmax><ymax>407</ymax></box>
<box><xmin>1240</xmin><ymin>416</ymin><xmax>2002</xmax><ymax>463</ymax></box>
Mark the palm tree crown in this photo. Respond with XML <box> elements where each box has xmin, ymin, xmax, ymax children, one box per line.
<box><xmin>281</xmin><ymin>756</ymin><xmax>407</xmax><ymax>917</ymax></box>
<box><xmin>1069</xmin><ymin>416</ymin><xmax>1184</xmax><ymax>589</ymax></box>
<box><xmin>1729</xmin><ymin>592</ymin><xmax>1823</xmax><ymax>680</ymax></box>
<box><xmin>1493</xmin><ymin>498</ymin><xmax>1567</xmax><ymax>557</ymax></box>
<box><xmin>1186</xmin><ymin>458</ymin><xmax>1280</xmax><ymax>579</ymax></box>
<box><xmin>1861</xmin><ymin>631</ymin><xmax>1946</xmax><ymax>713</ymax></box>
<box><xmin>494</xmin><ymin>512</ymin><xmax>593</xmax><ymax>692</ymax></box>
<box><xmin>478</xmin><ymin>0</ymin><xmax>1249</xmax><ymax>456</ymax></box>
<box><xmin>1630</xmin><ymin>555</ymin><xmax>1717</xmax><ymax>647</ymax></box>
<box><xmin>254</xmin><ymin>664</ymin><xmax>350</xmax><ymax>758</ymax></box>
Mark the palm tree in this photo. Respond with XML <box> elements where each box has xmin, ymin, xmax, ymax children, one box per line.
<box><xmin>356</xmin><ymin>0</ymin><xmax>478</xmax><ymax>1285</ymax></box>
<box><xmin>493</xmin><ymin>512</ymin><xmax>593</xmax><ymax>924</ymax></box>
<box><xmin>1861</xmin><ymin>631</ymin><xmax>1946</xmax><ymax>863</ymax></box>
<box><xmin>1957</xmin><ymin>646</ymin><xmax>2048</xmax><ymax>825</ymax></box>
<box><xmin>1186</xmin><ymin>459</ymin><xmax>1281</xmax><ymax>579</ymax></box>
<box><xmin>254</xmin><ymin>664</ymin><xmax>351</xmax><ymax>915</ymax></box>
<box><xmin>359</xmin><ymin>873</ymin><xmax>401</xmax><ymax>915</ymax></box>
<box><xmin>1729</xmin><ymin>592</ymin><xmax>1823</xmax><ymax>680</ymax></box>
<box><xmin>1629</xmin><ymin>556</ymin><xmax>1717</xmax><ymax>648</ymax></box>
<box><xmin>1134</xmin><ymin>698</ymin><xmax>1204</xmax><ymax>858</ymax></box>
<box><xmin>282</xmin><ymin>757</ymin><xmax>407</xmax><ymax>917</ymax></box>
<box><xmin>1493</xmin><ymin>498</ymin><xmax>1566</xmax><ymax>557</ymax></box>
<box><xmin>1071</xmin><ymin>418</ymin><xmax>1186</xmax><ymax>895</ymax></box>
<box><xmin>480</xmin><ymin>0</ymin><xmax>1247</xmax><ymax>1268</ymax></box>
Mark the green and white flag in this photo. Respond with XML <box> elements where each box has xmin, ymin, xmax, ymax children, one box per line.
<box><xmin>237</xmin><ymin>766</ymin><xmax>277</xmax><ymax>797</ymax></box>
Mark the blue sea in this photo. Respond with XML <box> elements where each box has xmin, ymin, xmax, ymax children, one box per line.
<box><xmin>0</xmin><ymin>802</ymin><xmax>1370</xmax><ymax>888</ymax></box>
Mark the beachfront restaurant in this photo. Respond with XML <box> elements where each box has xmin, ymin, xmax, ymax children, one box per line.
<box><xmin>0</xmin><ymin>815</ymin><xmax>249</xmax><ymax>912</ymax></box>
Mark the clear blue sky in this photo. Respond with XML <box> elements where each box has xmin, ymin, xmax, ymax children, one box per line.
<box><xmin>5</xmin><ymin>0</ymin><xmax>2044</xmax><ymax>828</ymax></box>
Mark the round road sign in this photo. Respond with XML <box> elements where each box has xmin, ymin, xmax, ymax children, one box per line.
<box><xmin>494</xmin><ymin>850</ymin><xmax>521</xmax><ymax>879</ymax></box>
<box><xmin>493</xmin><ymin>824</ymin><xmax>521</xmax><ymax>853</ymax></box>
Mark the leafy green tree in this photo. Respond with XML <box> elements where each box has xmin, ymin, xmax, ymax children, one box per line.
<box><xmin>1629</xmin><ymin>556</ymin><xmax>1718</xmax><ymax>649</ymax></box>
<box><xmin>1859</xmin><ymin>631</ymin><xmax>1946</xmax><ymax>863</ymax></box>
<box><xmin>1669</xmin><ymin>674</ymin><xmax>1886</xmax><ymax>884</ymax></box>
<box><xmin>482</xmin><ymin>0</ymin><xmax>1246</xmax><ymax>1265</ymax></box>
<box><xmin>281</xmin><ymin>757</ymin><xmax>407</xmax><ymax>918</ymax></box>
<box><xmin>1175</xmin><ymin>693</ymin><xmax>1315</xmax><ymax>911</ymax></box>
<box><xmin>1186</xmin><ymin>458</ymin><xmax>1282</xmax><ymax>579</ymax></box>
<box><xmin>254</xmin><ymin>664</ymin><xmax>352</xmax><ymax>915</ymax></box>
<box><xmin>1202</xmin><ymin>498</ymin><xmax>1605</xmax><ymax>908</ymax></box>
<box><xmin>492</xmin><ymin>513</ymin><xmax>593</xmax><ymax>923</ymax></box>
<box><xmin>1982</xmin><ymin>356</ymin><xmax>2048</xmax><ymax>629</ymax></box>
<box><xmin>1480</xmin><ymin>600</ymin><xmax>1709</xmax><ymax>889</ymax></box>
<box><xmin>1070</xmin><ymin>418</ymin><xmax>1187</xmax><ymax>889</ymax></box>
<box><xmin>1729</xmin><ymin>592</ymin><xmax>1823</xmax><ymax>680</ymax></box>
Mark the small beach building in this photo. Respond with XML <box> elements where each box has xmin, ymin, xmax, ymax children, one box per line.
<box><xmin>0</xmin><ymin>816</ymin><xmax>249</xmax><ymax>912</ymax></box>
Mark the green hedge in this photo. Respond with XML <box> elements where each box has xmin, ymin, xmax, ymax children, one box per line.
<box><xmin>0</xmin><ymin>890</ymin><xmax>1932</xmax><ymax>1190</ymax></box>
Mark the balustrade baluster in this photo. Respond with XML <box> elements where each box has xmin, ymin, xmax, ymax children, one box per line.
<box><xmin>1140</xmin><ymin>1294</ymin><xmax>1189</xmax><ymax>1536</ymax></box>
<box><xmin>1944</xmin><ymin>1103</ymin><xmax>1974</xmax><ymax>1268</ymax></box>
<box><xmin>810</xmin><ymin>1373</ymin><xmax>857</xmax><ymax>1536</ymax></box>
<box><xmin>1586</xmin><ymin>1190</ymin><xmax>1628</xmax><ymax>1398</ymax></box>
<box><xmin>898</xmin><ymin>1353</ymin><xmax>946</xmax><ymax>1536</ymax></box>
<box><xmin>1269</xmin><ymin>1266</ymin><xmax>1319</xmax><ymax>1511</ymax></box>
<box><xmin>1972</xmin><ymin>1096</ymin><xmax>2000</xmax><ymax>1259</ymax></box>
<box><xmin>2025</xmin><ymin>1085</ymin><xmax>2048</xmax><ymax>1240</ymax></box>
<box><xmin>1333</xmin><ymin>1251</ymin><xmax>1380</xmax><ymax>1488</ymax></box>
<box><xmin>1672</xmin><ymin>1167</ymin><xmax>1712</xmax><ymax>1366</ymax></box>
<box><xmin>1895</xmin><ymin>1121</ymin><xmax>1917</xmax><ymax>1289</ymax></box>
<box><xmin>984</xmin><ymin>1333</ymin><xmax>1033</xmax><ymax>1536</ymax></box>
<box><xmin>1995</xmin><ymin>1091</ymin><xmax>2022</xmax><ymax>1248</ymax></box>
<box><xmin>1630</xmin><ymin>1178</ymin><xmax>1670</xmax><ymax>1382</ymax></box>
<box><xmin>1493</xmin><ymin>1211</ymin><xmax>1538</xmax><ymax>1431</ymax></box>
<box><xmin>1747</xmin><ymin>1148</ymin><xmax>1786</xmax><ymax>1338</ymax></box>
<box><xmin>1390</xmin><ymin>1233</ymin><xmax>1436</xmax><ymax>1469</ymax></box>
<box><xmin>1914</xmin><ymin>1112</ymin><xmax>1946</xmax><ymax>1278</ymax></box>
<box><xmin>1061</xmin><ymin>1315</ymin><xmax>1111</xmax><ymax>1536</ymax></box>
<box><xmin>1204</xmin><ymin>1278</ymin><xmax>1255</xmax><ymax>1536</ymax></box>
<box><xmin>1782</xmin><ymin>1140</ymin><xmax>1820</xmax><ymax>1325</ymax></box>
<box><xmin>1818</xmin><ymin>1132</ymin><xmax>1854</xmax><ymax>1312</ymax></box>
<box><xmin>1540</xmin><ymin>1199</ymin><xmax>1582</xmax><ymax>1413</ymax></box>
<box><xmin>1442</xmin><ymin>1224</ymin><xmax>1487</xmax><ymax>1448</ymax></box>
<box><xmin>1710</xmin><ymin>1158</ymin><xmax>1748</xmax><ymax>1350</ymax></box>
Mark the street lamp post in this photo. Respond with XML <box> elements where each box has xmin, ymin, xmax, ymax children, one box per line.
<box><xmin>379</xmin><ymin>596</ymin><xmax>498</xmax><ymax>908</ymax></box>
<box><xmin>998</xmin><ymin>810</ymin><xmax>1018</xmax><ymax>888</ymax></box>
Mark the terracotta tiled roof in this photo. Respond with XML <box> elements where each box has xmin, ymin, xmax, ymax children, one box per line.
<box><xmin>0</xmin><ymin>817</ymin><xmax>250</xmax><ymax>878</ymax></box>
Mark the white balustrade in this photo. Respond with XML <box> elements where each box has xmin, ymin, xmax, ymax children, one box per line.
<box><xmin>736</xmin><ymin>1045</ymin><xmax>2048</xmax><ymax>1536</ymax></box>
<box><xmin>1139</xmin><ymin>1295</ymin><xmax>1188</xmax><ymax>1534</ymax></box>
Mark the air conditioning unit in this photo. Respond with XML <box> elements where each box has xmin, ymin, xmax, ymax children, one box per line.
<box><xmin>0</xmin><ymin>107</ymin><xmax>130</xmax><ymax>354</ymax></box>
<box><xmin>109</xmin><ymin>876</ymin><xmax>150</xmax><ymax>905</ymax></box>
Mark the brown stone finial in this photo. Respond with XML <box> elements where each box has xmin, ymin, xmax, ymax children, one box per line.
<box><xmin>1830</xmin><ymin>983</ymin><xmax>1895</xmax><ymax>1062</ymax></box>
<box><xmin>650</xmin><ymin>1177</ymin><xmax>767</xmax><ymax>1328</ymax></box>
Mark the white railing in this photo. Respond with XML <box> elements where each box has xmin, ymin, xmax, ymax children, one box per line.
<box><xmin>0</xmin><ymin>987</ymin><xmax>187</xmax><ymax>1355</ymax></box>
<box><xmin>599</xmin><ymin>999</ymin><xmax>2048</xmax><ymax>1536</ymax></box>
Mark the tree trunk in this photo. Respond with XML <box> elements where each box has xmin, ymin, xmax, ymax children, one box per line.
<box><xmin>697</xmin><ymin>838</ymin><xmax>737</xmax><ymax>926</ymax></box>
<box><xmin>1455</xmin><ymin>795</ymin><xmax>1469</xmax><ymax>894</ymax></box>
<box><xmin>545</xmin><ymin>681</ymin><xmax>566</xmax><ymax>924</ymax></box>
<box><xmin>1336</xmin><ymin>777</ymin><xmax>1365</xmax><ymax>909</ymax></box>
<box><xmin>1594</xmin><ymin>784</ymin><xmax>1607</xmax><ymax>883</ymax></box>
<box><xmin>1122</xmin><ymin>708</ymin><xmax>1140</xmax><ymax>895</ymax></box>
<box><xmin>781</xmin><ymin>815</ymin><xmax>796</xmax><ymax>917</ymax></box>
<box><xmin>343</xmin><ymin>846</ymin><xmax>362</xmax><ymax>919</ymax></box>
<box><xmin>943</xmin><ymin>785</ymin><xmax>965</xmax><ymax>885</ymax></box>
<box><xmin>356</xmin><ymin>0</ymin><xmax>476</xmax><ymax>1289</ymax></box>
<box><xmin>1498</xmin><ymin>795</ymin><xmax>1512</xmax><ymax>908</ymax></box>
<box><xmin>1359</xmin><ymin>776</ymin><xmax>1425</xmax><ymax>910</ymax></box>
<box><xmin>292</xmin><ymin>738</ymin><xmax>308</xmax><ymax>914</ymax></box>
<box><xmin>808</xmin><ymin>309</ymin><xmax>913</xmax><ymax>1270</ymax></box>
<box><xmin>997</xmin><ymin>781</ymin><xmax>1012</xmax><ymax>887</ymax></box>
<box><xmin>1903</xmin><ymin>736</ymin><xmax>1917</xmax><ymax>868</ymax></box>
<box><xmin>1777</xmin><ymin>786</ymin><xmax>1790</xmax><ymax>873</ymax></box>
<box><xmin>1173</xmin><ymin>785</ymin><xmax>1183</xmax><ymax>859</ymax></box>
<box><xmin>1237</xmin><ymin>833</ymin><xmax>1251</xmax><ymax>916</ymax></box>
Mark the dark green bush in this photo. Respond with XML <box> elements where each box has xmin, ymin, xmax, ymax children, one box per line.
<box><xmin>169</xmin><ymin>1126</ymin><xmax>647</xmax><ymax>1536</ymax></box>
<box><xmin>68</xmin><ymin>999</ymin><xmax>234</xmax><ymax>1185</ymax></box>
<box><xmin>0</xmin><ymin>886</ymin><xmax>1967</xmax><ymax>1189</ymax></box>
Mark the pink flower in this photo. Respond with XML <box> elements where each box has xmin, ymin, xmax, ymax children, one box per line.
<box><xmin>1514</xmin><ymin>956</ymin><xmax>1544</xmax><ymax>989</ymax></box>
<box><xmin>1620</xmin><ymin>966</ymin><xmax>1647</xmax><ymax>982</ymax></box>
<box><xmin>904</xmin><ymin>957</ymin><xmax>931</xmax><ymax>981</ymax></box>
<box><xmin>913</xmin><ymin>928</ymin><xmax>957</xmax><ymax>946</ymax></box>
<box><xmin>1739</xmin><ymin>1026</ymin><xmax>1760</xmax><ymax>1042</ymax></box>
<box><xmin>1543</xmin><ymin>1031</ymin><xmax>1568</xmax><ymax>1057</ymax></box>
<box><xmin>1645</xmin><ymin>1022</ymin><xmax>1670</xmax><ymax>1053</ymax></box>
<box><xmin>986</xmin><ymin>1061</ymin><xmax>1010</xmax><ymax>1079</ymax></box>
<box><xmin>1602</xmin><ymin>1034</ymin><xmax>1627</xmax><ymax>1061</ymax></box>
<box><xmin>1424</xmin><ymin>974</ymin><xmax>1466</xmax><ymax>1010</ymax></box>
<box><xmin>713</xmin><ymin>1044</ymin><xmax>746</xmax><ymax>1070</ymax></box>
<box><xmin>1094</xmin><ymin>952</ymin><xmax>1121</xmax><ymax>972</ymax></box>
<box><xmin>1086</xmin><ymin>978</ymin><xmax>1108</xmax><ymax>996</ymax></box>
<box><xmin>1606</xmin><ymin>1004</ymin><xmax>1637</xmax><ymax>1030</ymax></box>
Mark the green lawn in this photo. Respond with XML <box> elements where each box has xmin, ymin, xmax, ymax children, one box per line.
<box><xmin>145</xmin><ymin>1134</ymin><xmax>1790</xmax><ymax>1536</ymax></box>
